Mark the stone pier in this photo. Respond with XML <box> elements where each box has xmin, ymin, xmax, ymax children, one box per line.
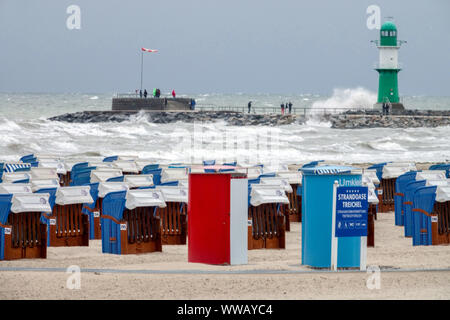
<box><xmin>112</xmin><ymin>97</ymin><xmax>192</xmax><ymax>111</ymax></box>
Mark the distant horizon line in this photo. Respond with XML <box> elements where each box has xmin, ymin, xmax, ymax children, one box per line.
<box><xmin>0</xmin><ymin>91</ymin><xmax>448</xmax><ymax>98</ymax></box>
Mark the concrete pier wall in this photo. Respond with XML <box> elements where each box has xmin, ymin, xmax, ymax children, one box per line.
<box><xmin>112</xmin><ymin>97</ymin><xmax>192</xmax><ymax>111</ymax></box>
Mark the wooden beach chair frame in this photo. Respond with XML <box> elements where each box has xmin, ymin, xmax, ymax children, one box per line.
<box><xmin>157</xmin><ymin>202</ymin><xmax>187</xmax><ymax>245</ymax></box>
<box><xmin>1</xmin><ymin>212</ymin><xmax>47</xmax><ymax>260</ymax></box>
<box><xmin>377</xmin><ymin>178</ymin><xmax>396</xmax><ymax>212</ymax></box>
<box><xmin>42</xmin><ymin>203</ymin><xmax>89</xmax><ymax>247</ymax></box>
<box><xmin>247</xmin><ymin>203</ymin><xmax>286</xmax><ymax>250</ymax></box>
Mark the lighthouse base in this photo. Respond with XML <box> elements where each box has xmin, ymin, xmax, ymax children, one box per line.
<box><xmin>374</xmin><ymin>103</ymin><xmax>405</xmax><ymax>113</ymax></box>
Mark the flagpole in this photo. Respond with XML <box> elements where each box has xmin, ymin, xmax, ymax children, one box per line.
<box><xmin>140</xmin><ymin>50</ymin><xmax>144</xmax><ymax>92</ymax></box>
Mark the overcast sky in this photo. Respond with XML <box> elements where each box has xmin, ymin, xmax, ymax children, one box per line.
<box><xmin>0</xmin><ymin>0</ymin><xmax>449</xmax><ymax>95</ymax></box>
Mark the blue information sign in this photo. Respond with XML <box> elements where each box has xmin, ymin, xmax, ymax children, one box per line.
<box><xmin>335</xmin><ymin>186</ymin><xmax>368</xmax><ymax>237</ymax></box>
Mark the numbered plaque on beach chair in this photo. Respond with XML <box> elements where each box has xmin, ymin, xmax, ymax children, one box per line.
<box><xmin>0</xmin><ymin>193</ymin><xmax>52</xmax><ymax>260</ymax></box>
<box><xmin>101</xmin><ymin>189</ymin><xmax>166</xmax><ymax>255</ymax></box>
<box><xmin>45</xmin><ymin>186</ymin><xmax>93</xmax><ymax>247</ymax></box>
<box><xmin>248</xmin><ymin>185</ymin><xmax>289</xmax><ymax>250</ymax></box>
<box><xmin>155</xmin><ymin>185</ymin><xmax>188</xmax><ymax>245</ymax></box>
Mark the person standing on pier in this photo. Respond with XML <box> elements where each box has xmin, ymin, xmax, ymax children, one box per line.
<box><xmin>281</xmin><ymin>103</ymin><xmax>285</xmax><ymax>115</ymax></box>
<box><xmin>248</xmin><ymin>101</ymin><xmax>252</xmax><ymax>113</ymax></box>
<box><xmin>139</xmin><ymin>90</ymin><xmax>143</xmax><ymax>98</ymax></box>
<box><xmin>144</xmin><ymin>89</ymin><xmax>148</xmax><ymax>98</ymax></box>
<box><xmin>172</xmin><ymin>90</ymin><xmax>176</xmax><ymax>98</ymax></box>
<box><xmin>288</xmin><ymin>102</ymin><xmax>293</xmax><ymax>114</ymax></box>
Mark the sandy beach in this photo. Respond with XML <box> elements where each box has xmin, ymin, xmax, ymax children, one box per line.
<box><xmin>0</xmin><ymin>211</ymin><xmax>449</xmax><ymax>300</ymax></box>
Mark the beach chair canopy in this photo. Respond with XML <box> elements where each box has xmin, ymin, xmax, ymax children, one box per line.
<box><xmin>250</xmin><ymin>186</ymin><xmax>289</xmax><ymax>206</ymax></box>
<box><xmin>362</xmin><ymin>169</ymin><xmax>380</xmax><ymax>185</ymax></box>
<box><xmin>259</xmin><ymin>177</ymin><xmax>293</xmax><ymax>193</ymax></box>
<box><xmin>55</xmin><ymin>186</ymin><xmax>94</xmax><ymax>205</ymax></box>
<box><xmin>98</xmin><ymin>182</ymin><xmax>129</xmax><ymax>198</ymax></box>
<box><xmin>137</xmin><ymin>162</ymin><xmax>158</xmax><ymax>172</ymax></box>
<box><xmin>3</xmin><ymin>162</ymin><xmax>32</xmax><ymax>173</ymax></box>
<box><xmin>68</xmin><ymin>161</ymin><xmax>89</xmax><ymax>173</ymax></box>
<box><xmin>160</xmin><ymin>168</ymin><xmax>188</xmax><ymax>183</ymax></box>
<box><xmin>10</xmin><ymin>193</ymin><xmax>52</xmax><ymax>213</ymax></box>
<box><xmin>125</xmin><ymin>189</ymin><xmax>167</xmax><ymax>210</ymax></box>
<box><xmin>112</xmin><ymin>160</ymin><xmax>139</xmax><ymax>174</ymax></box>
<box><xmin>103</xmin><ymin>156</ymin><xmax>118</xmax><ymax>162</ymax></box>
<box><xmin>1</xmin><ymin>172</ymin><xmax>31</xmax><ymax>183</ymax></box>
<box><xmin>235</xmin><ymin>166</ymin><xmax>263</xmax><ymax>180</ymax></box>
<box><xmin>416</xmin><ymin>170</ymin><xmax>446</xmax><ymax>181</ymax></box>
<box><xmin>276</xmin><ymin>171</ymin><xmax>303</xmax><ymax>185</ymax></box>
<box><xmin>106</xmin><ymin>176</ymin><xmax>124</xmax><ymax>182</ymax></box>
<box><xmin>90</xmin><ymin>169</ymin><xmax>123</xmax><ymax>183</ymax></box>
<box><xmin>435</xmin><ymin>186</ymin><xmax>450</xmax><ymax>203</ymax></box>
<box><xmin>178</xmin><ymin>180</ymin><xmax>188</xmax><ymax>188</ymax></box>
<box><xmin>203</xmin><ymin>160</ymin><xmax>216</xmax><ymax>166</ymax></box>
<box><xmin>301</xmin><ymin>165</ymin><xmax>355</xmax><ymax>175</ymax></box>
<box><xmin>35</xmin><ymin>187</ymin><xmax>58</xmax><ymax>209</ymax></box>
<box><xmin>382</xmin><ymin>166</ymin><xmax>411</xmax><ymax>179</ymax></box>
<box><xmin>425</xmin><ymin>179</ymin><xmax>450</xmax><ymax>187</ymax></box>
<box><xmin>30</xmin><ymin>167</ymin><xmax>59</xmax><ymax>180</ymax></box>
<box><xmin>364</xmin><ymin>182</ymin><xmax>379</xmax><ymax>204</ymax></box>
<box><xmin>88</xmin><ymin>161</ymin><xmax>114</xmax><ymax>169</ymax></box>
<box><xmin>123</xmin><ymin>174</ymin><xmax>154</xmax><ymax>188</ymax></box>
<box><xmin>155</xmin><ymin>186</ymin><xmax>188</xmax><ymax>203</ymax></box>
<box><xmin>118</xmin><ymin>155</ymin><xmax>139</xmax><ymax>161</ymax></box>
<box><xmin>0</xmin><ymin>183</ymin><xmax>32</xmax><ymax>195</ymax></box>
<box><xmin>19</xmin><ymin>154</ymin><xmax>36</xmax><ymax>163</ymax></box>
<box><xmin>30</xmin><ymin>179</ymin><xmax>60</xmax><ymax>192</ymax></box>
<box><xmin>38</xmin><ymin>159</ymin><xmax>67</xmax><ymax>175</ymax></box>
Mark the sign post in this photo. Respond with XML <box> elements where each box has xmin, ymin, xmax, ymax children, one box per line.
<box><xmin>331</xmin><ymin>183</ymin><xmax>369</xmax><ymax>271</ymax></box>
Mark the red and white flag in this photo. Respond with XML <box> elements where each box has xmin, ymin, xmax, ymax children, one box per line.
<box><xmin>141</xmin><ymin>47</ymin><xmax>158</xmax><ymax>53</ymax></box>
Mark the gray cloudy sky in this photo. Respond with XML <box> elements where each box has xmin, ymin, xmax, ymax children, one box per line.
<box><xmin>0</xmin><ymin>0</ymin><xmax>449</xmax><ymax>95</ymax></box>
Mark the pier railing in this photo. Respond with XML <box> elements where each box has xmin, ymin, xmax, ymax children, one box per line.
<box><xmin>113</xmin><ymin>94</ymin><xmax>377</xmax><ymax>116</ymax></box>
<box><xmin>195</xmin><ymin>105</ymin><xmax>376</xmax><ymax>116</ymax></box>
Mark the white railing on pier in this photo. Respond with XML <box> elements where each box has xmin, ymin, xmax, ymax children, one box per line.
<box><xmin>195</xmin><ymin>105</ymin><xmax>377</xmax><ymax>116</ymax></box>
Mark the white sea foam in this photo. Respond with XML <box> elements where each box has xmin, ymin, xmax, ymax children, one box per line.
<box><xmin>0</xmin><ymin>93</ymin><xmax>449</xmax><ymax>164</ymax></box>
<box><xmin>311</xmin><ymin>87</ymin><xmax>377</xmax><ymax>110</ymax></box>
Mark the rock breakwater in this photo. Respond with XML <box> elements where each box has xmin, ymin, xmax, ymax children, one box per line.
<box><xmin>48</xmin><ymin>109</ymin><xmax>450</xmax><ymax>128</ymax></box>
<box><xmin>329</xmin><ymin>114</ymin><xmax>450</xmax><ymax>129</ymax></box>
<box><xmin>48</xmin><ymin>111</ymin><xmax>301</xmax><ymax>126</ymax></box>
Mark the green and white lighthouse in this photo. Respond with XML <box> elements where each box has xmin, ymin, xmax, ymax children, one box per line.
<box><xmin>373</xmin><ymin>20</ymin><xmax>406</xmax><ymax>111</ymax></box>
